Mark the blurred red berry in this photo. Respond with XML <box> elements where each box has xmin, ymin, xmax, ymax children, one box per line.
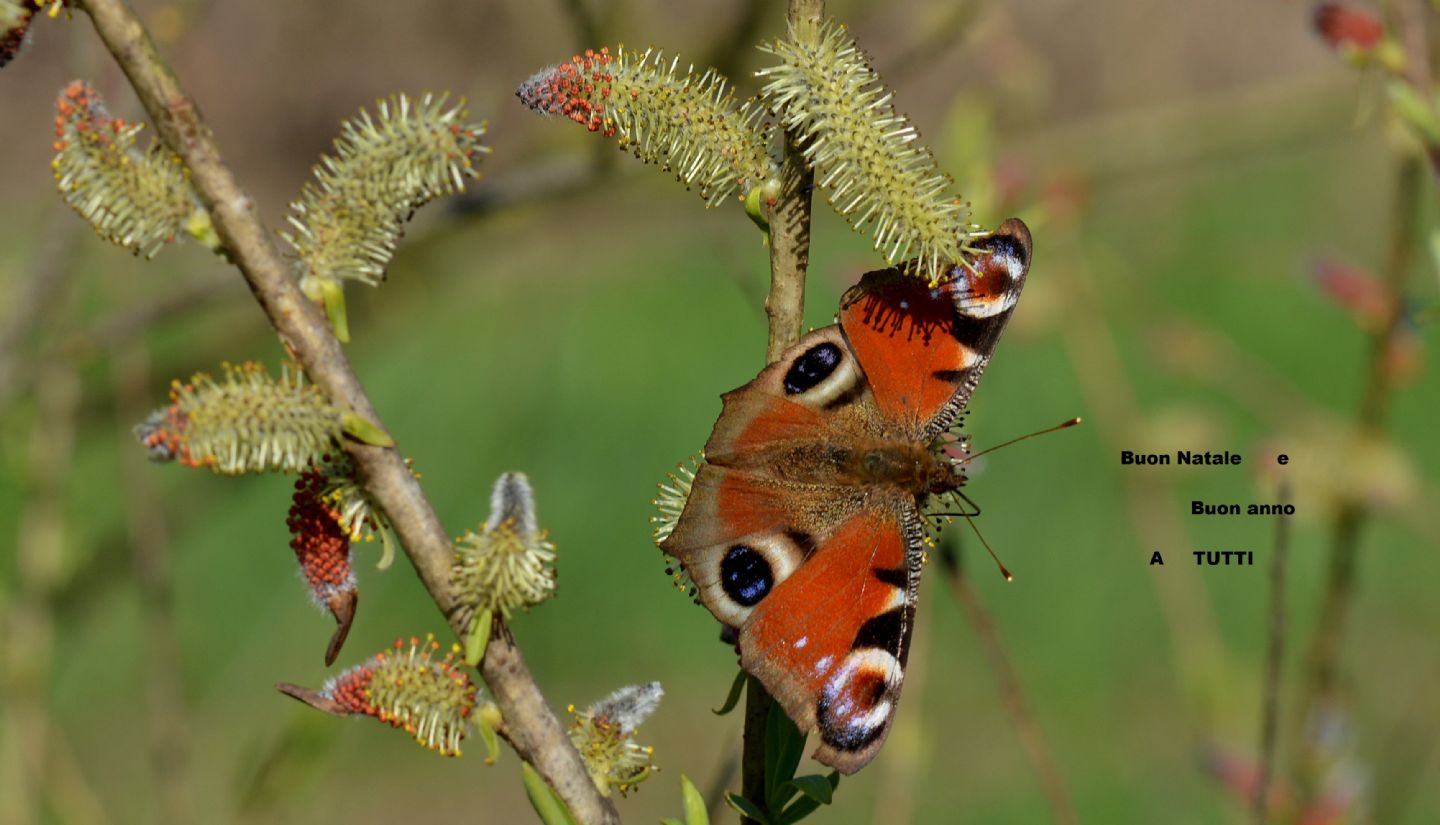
<box><xmin>1314</xmin><ymin>3</ymin><xmax>1385</xmax><ymax>52</ymax></box>
<box><xmin>1312</xmin><ymin>258</ymin><xmax>1390</xmax><ymax>328</ymax></box>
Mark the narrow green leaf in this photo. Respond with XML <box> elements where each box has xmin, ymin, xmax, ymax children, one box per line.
<box><xmin>464</xmin><ymin>608</ymin><xmax>493</xmax><ymax>667</ymax></box>
<box><xmin>478</xmin><ymin>715</ymin><xmax>500</xmax><ymax>765</ymax></box>
<box><xmin>340</xmin><ymin>412</ymin><xmax>395</xmax><ymax>447</ymax></box>
<box><xmin>776</xmin><ymin>798</ymin><xmax>819</xmax><ymax>825</ymax></box>
<box><xmin>319</xmin><ymin>276</ymin><xmax>351</xmax><ymax>343</ymax></box>
<box><xmin>661</xmin><ymin>820</ymin><xmax>686</xmax><ymax>825</ymax></box>
<box><xmin>787</xmin><ymin>775</ymin><xmax>832</xmax><ymax>805</ymax></box>
<box><xmin>1388</xmin><ymin>80</ymin><xmax>1440</xmax><ymax>145</ymax></box>
<box><xmin>744</xmin><ymin>183</ymin><xmax>770</xmax><ymax>241</ymax></box>
<box><xmin>775</xmin><ymin>771</ymin><xmax>840</xmax><ymax>825</ymax></box>
<box><xmin>375</xmin><ymin>527</ymin><xmax>396</xmax><ymax>570</ymax></box>
<box><xmin>680</xmin><ymin>774</ymin><xmax>708</xmax><ymax>825</ymax></box>
<box><xmin>724</xmin><ymin>792</ymin><xmax>771</xmax><ymax>825</ymax></box>
<box><xmin>712</xmin><ymin>669</ymin><xmax>747</xmax><ymax>716</ymax></box>
<box><xmin>764</xmin><ymin>701</ymin><xmax>804</xmax><ymax>812</ymax></box>
<box><xmin>522</xmin><ymin>762</ymin><xmax>579</xmax><ymax>825</ymax></box>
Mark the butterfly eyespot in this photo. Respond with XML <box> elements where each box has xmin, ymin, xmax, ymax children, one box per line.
<box><xmin>720</xmin><ymin>545</ymin><xmax>773</xmax><ymax>607</ymax></box>
<box><xmin>692</xmin><ymin>533</ymin><xmax>806</xmax><ymax>627</ymax></box>
<box><xmin>816</xmin><ymin>648</ymin><xmax>903</xmax><ymax>753</ymax></box>
<box><xmin>783</xmin><ymin>343</ymin><xmax>843</xmax><ymax>395</ymax></box>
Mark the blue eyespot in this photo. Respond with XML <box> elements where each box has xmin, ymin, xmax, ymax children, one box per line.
<box><xmin>784</xmin><ymin>343</ymin><xmax>842</xmax><ymax>395</ymax></box>
<box><xmin>721</xmin><ymin>545</ymin><xmax>773</xmax><ymax>607</ymax></box>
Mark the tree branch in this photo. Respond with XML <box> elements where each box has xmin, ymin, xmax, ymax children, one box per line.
<box><xmin>742</xmin><ymin>2</ymin><xmax>822</xmax><ymax>821</ymax></box>
<box><xmin>762</xmin><ymin>0</ymin><xmax>820</xmax><ymax>363</ymax></box>
<box><xmin>74</xmin><ymin>2</ymin><xmax>617</xmax><ymax>822</ymax></box>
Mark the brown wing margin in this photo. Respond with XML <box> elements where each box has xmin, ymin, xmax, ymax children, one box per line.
<box><xmin>838</xmin><ymin>218</ymin><xmax>1032</xmax><ymax>439</ymax></box>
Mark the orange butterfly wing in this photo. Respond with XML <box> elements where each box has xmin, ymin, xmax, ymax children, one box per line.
<box><xmin>839</xmin><ymin>218</ymin><xmax>1032</xmax><ymax>438</ymax></box>
<box><xmin>661</xmin><ymin>220</ymin><xmax>1032</xmax><ymax>774</ymax></box>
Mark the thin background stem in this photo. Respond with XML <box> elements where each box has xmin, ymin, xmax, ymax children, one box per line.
<box><xmin>72</xmin><ymin>1</ymin><xmax>618</xmax><ymax>822</ymax></box>
<box><xmin>939</xmin><ymin>546</ymin><xmax>1080</xmax><ymax>825</ymax></box>
<box><xmin>1297</xmin><ymin>128</ymin><xmax>1423</xmax><ymax>811</ymax></box>
<box><xmin>1253</xmin><ymin>487</ymin><xmax>1290</xmax><ymax>825</ymax></box>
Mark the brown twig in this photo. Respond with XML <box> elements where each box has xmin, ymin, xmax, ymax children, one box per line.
<box><xmin>1297</xmin><ymin>141</ymin><xmax>1423</xmax><ymax>808</ymax></box>
<box><xmin>74</xmin><ymin>1</ymin><xmax>617</xmax><ymax>821</ymax></box>
<box><xmin>1253</xmin><ymin>486</ymin><xmax>1290</xmax><ymax>825</ymax></box>
<box><xmin>740</xmin><ymin>2</ymin><xmax>822</xmax><ymax>821</ymax></box>
<box><xmin>1304</xmin><ymin>153</ymin><xmax>1420</xmax><ymax>693</ymax></box>
<box><xmin>939</xmin><ymin>546</ymin><xmax>1080</xmax><ymax>825</ymax></box>
<box><xmin>761</xmin><ymin>0</ymin><xmax>820</xmax><ymax>364</ymax></box>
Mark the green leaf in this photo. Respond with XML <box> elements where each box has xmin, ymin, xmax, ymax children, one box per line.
<box><xmin>775</xmin><ymin>773</ymin><xmax>839</xmax><ymax>825</ymax></box>
<box><xmin>340</xmin><ymin>412</ymin><xmax>395</xmax><ymax>447</ymax></box>
<box><xmin>713</xmin><ymin>669</ymin><xmax>747</xmax><ymax>716</ymax></box>
<box><xmin>375</xmin><ymin>527</ymin><xmax>396</xmax><ymax>570</ymax></box>
<box><xmin>183</xmin><ymin>210</ymin><xmax>222</xmax><ymax>253</ymax></box>
<box><xmin>522</xmin><ymin>762</ymin><xmax>579</xmax><ymax>825</ymax></box>
<box><xmin>464</xmin><ymin>608</ymin><xmax>493</xmax><ymax>667</ymax></box>
<box><xmin>744</xmin><ymin>183</ymin><xmax>771</xmax><ymax>243</ymax></box>
<box><xmin>776</xmin><ymin>796</ymin><xmax>818</xmax><ymax>825</ymax></box>
<box><xmin>319</xmin><ymin>276</ymin><xmax>351</xmax><ymax>343</ymax></box>
<box><xmin>661</xmin><ymin>820</ymin><xmax>686</xmax><ymax>825</ymax></box>
<box><xmin>477</xmin><ymin>707</ymin><xmax>501</xmax><ymax>765</ymax></box>
<box><xmin>1388</xmin><ymin>80</ymin><xmax>1440</xmax><ymax>145</ymax></box>
<box><xmin>681</xmin><ymin>774</ymin><xmax>709</xmax><ymax>825</ymax></box>
<box><xmin>724</xmin><ymin>792</ymin><xmax>771</xmax><ymax>825</ymax></box>
<box><xmin>764</xmin><ymin>700</ymin><xmax>805</xmax><ymax>812</ymax></box>
<box><xmin>787</xmin><ymin>775</ymin><xmax>833</xmax><ymax>805</ymax></box>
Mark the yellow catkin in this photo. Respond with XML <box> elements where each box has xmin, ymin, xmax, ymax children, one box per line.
<box><xmin>282</xmin><ymin>94</ymin><xmax>489</xmax><ymax>287</ymax></box>
<box><xmin>757</xmin><ymin>21</ymin><xmax>978</xmax><ymax>281</ymax></box>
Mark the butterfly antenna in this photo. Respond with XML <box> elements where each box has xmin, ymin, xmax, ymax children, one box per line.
<box><xmin>964</xmin><ymin>417</ymin><xmax>1082</xmax><ymax>463</ymax></box>
<box><xmin>963</xmin><ymin>512</ymin><xmax>1013</xmax><ymax>582</ymax></box>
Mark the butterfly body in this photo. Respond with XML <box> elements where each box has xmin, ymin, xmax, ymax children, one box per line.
<box><xmin>662</xmin><ymin>219</ymin><xmax>1032</xmax><ymax>773</ymax></box>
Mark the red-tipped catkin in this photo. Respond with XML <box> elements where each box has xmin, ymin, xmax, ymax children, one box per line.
<box><xmin>1</xmin><ymin>2</ymin><xmax>33</xmax><ymax>69</ymax></box>
<box><xmin>134</xmin><ymin>362</ymin><xmax>342</xmax><ymax>475</ymax></box>
<box><xmin>51</xmin><ymin>80</ymin><xmax>211</xmax><ymax>256</ymax></box>
<box><xmin>320</xmin><ymin>635</ymin><xmax>478</xmax><ymax>756</ymax></box>
<box><xmin>518</xmin><ymin>47</ymin><xmax>774</xmax><ymax>207</ymax></box>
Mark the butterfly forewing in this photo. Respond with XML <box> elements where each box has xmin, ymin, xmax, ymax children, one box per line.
<box><xmin>838</xmin><ymin>218</ymin><xmax>1032</xmax><ymax>439</ymax></box>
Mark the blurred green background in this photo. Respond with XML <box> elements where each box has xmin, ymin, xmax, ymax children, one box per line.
<box><xmin>1</xmin><ymin>1</ymin><xmax>1438</xmax><ymax>823</ymax></box>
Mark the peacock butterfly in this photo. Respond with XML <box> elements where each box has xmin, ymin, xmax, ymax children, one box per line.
<box><xmin>660</xmin><ymin>218</ymin><xmax>1032</xmax><ymax>774</ymax></box>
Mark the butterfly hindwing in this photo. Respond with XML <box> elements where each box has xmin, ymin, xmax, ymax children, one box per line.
<box><xmin>839</xmin><ymin>218</ymin><xmax>1032</xmax><ymax>438</ymax></box>
<box><xmin>739</xmin><ymin>504</ymin><xmax>923</xmax><ymax>774</ymax></box>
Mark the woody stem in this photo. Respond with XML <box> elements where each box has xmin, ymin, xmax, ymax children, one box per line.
<box><xmin>74</xmin><ymin>1</ymin><xmax>618</xmax><ymax>822</ymax></box>
<box><xmin>743</xmin><ymin>0</ymin><xmax>823</xmax><ymax>821</ymax></box>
